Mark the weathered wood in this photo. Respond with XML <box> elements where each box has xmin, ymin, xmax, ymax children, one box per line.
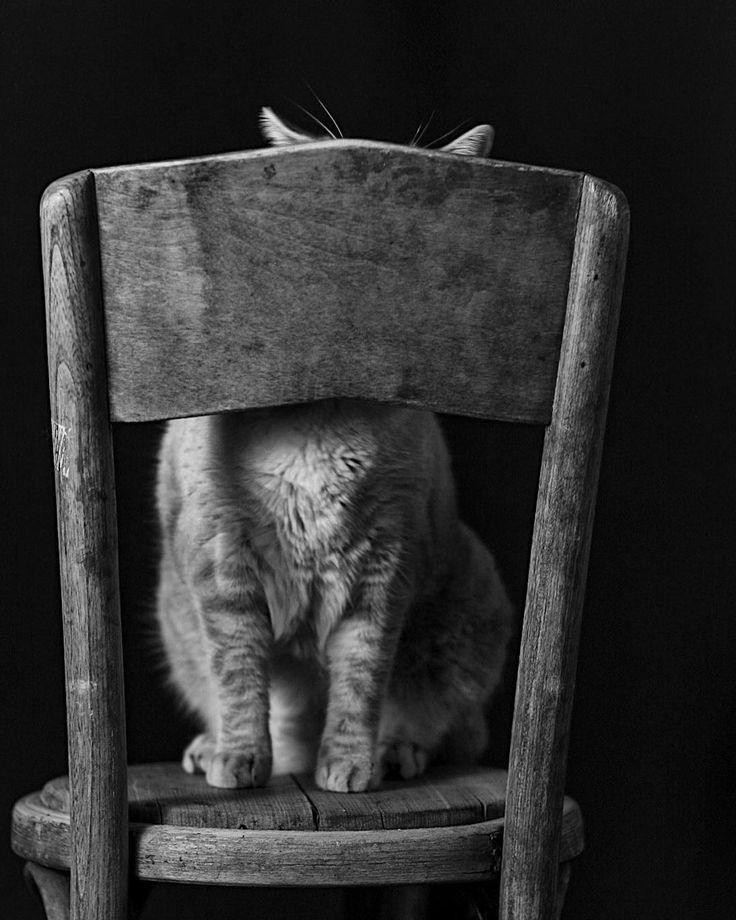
<box><xmin>41</xmin><ymin>763</ymin><xmax>315</xmax><ymax>830</ymax></box>
<box><xmin>93</xmin><ymin>141</ymin><xmax>581</xmax><ymax>425</ymax></box>
<box><xmin>39</xmin><ymin>763</ymin><xmax>507</xmax><ymax>831</ymax></box>
<box><xmin>26</xmin><ymin>145</ymin><xmax>626</xmax><ymax>914</ymax></box>
<box><xmin>500</xmin><ymin>174</ymin><xmax>629</xmax><ymax>920</ymax></box>
<box><xmin>134</xmin><ymin>820</ymin><xmax>504</xmax><ymax>886</ymax></box>
<box><xmin>11</xmin><ymin>788</ymin><xmax>584</xmax><ymax>887</ymax></box>
<box><xmin>295</xmin><ymin>764</ymin><xmax>507</xmax><ymax>830</ymax></box>
<box><xmin>41</xmin><ymin>171</ymin><xmax>128</xmax><ymax>920</ymax></box>
<box><xmin>24</xmin><ymin>863</ymin><xmax>70</xmax><ymax>920</ymax></box>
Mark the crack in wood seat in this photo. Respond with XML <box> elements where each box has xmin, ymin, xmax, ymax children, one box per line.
<box><xmin>12</xmin><ymin>763</ymin><xmax>584</xmax><ymax>886</ymax></box>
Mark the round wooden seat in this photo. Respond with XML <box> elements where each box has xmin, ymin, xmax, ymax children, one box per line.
<box><xmin>12</xmin><ymin>763</ymin><xmax>584</xmax><ymax>886</ymax></box>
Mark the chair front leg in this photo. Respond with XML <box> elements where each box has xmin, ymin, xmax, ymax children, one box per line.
<box><xmin>24</xmin><ymin>862</ymin><xmax>70</xmax><ymax>920</ymax></box>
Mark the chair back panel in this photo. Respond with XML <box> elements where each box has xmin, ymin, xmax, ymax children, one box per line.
<box><xmin>93</xmin><ymin>141</ymin><xmax>582</xmax><ymax>424</ymax></box>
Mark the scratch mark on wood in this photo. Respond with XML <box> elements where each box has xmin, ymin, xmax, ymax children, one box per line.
<box><xmin>51</xmin><ymin>420</ymin><xmax>70</xmax><ymax>478</ymax></box>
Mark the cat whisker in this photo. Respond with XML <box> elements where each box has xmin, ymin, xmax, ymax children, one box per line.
<box><xmin>302</xmin><ymin>80</ymin><xmax>344</xmax><ymax>139</ymax></box>
<box><xmin>285</xmin><ymin>97</ymin><xmax>338</xmax><ymax>140</ymax></box>
<box><xmin>409</xmin><ymin>117</ymin><xmax>428</xmax><ymax>146</ymax></box>
<box><xmin>425</xmin><ymin>117</ymin><xmax>475</xmax><ymax>149</ymax></box>
<box><xmin>411</xmin><ymin>110</ymin><xmax>436</xmax><ymax>147</ymax></box>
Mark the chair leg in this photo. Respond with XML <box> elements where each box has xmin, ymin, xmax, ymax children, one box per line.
<box><xmin>379</xmin><ymin>883</ymin><xmax>497</xmax><ymax>920</ymax></box>
<box><xmin>344</xmin><ymin>885</ymin><xmax>429</xmax><ymax>920</ymax></box>
<box><xmin>23</xmin><ymin>862</ymin><xmax>70</xmax><ymax>920</ymax></box>
<box><xmin>129</xmin><ymin>880</ymin><xmax>154</xmax><ymax>920</ymax></box>
<box><xmin>379</xmin><ymin>885</ymin><xmax>429</xmax><ymax>920</ymax></box>
<box><xmin>554</xmin><ymin>862</ymin><xmax>572</xmax><ymax>920</ymax></box>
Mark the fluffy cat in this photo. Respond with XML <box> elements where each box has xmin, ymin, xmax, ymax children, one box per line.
<box><xmin>155</xmin><ymin>108</ymin><xmax>513</xmax><ymax>792</ymax></box>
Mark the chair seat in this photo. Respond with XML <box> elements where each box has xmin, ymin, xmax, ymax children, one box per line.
<box><xmin>12</xmin><ymin>762</ymin><xmax>584</xmax><ymax>886</ymax></box>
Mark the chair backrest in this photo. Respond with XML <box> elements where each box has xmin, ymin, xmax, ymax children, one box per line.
<box><xmin>42</xmin><ymin>141</ymin><xmax>628</xmax><ymax>920</ymax></box>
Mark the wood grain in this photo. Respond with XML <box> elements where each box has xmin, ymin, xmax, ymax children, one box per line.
<box><xmin>42</xmin><ymin>171</ymin><xmax>128</xmax><ymax>920</ymax></box>
<box><xmin>294</xmin><ymin>764</ymin><xmax>508</xmax><ymax>830</ymax></box>
<box><xmin>500</xmin><ymin>174</ymin><xmax>629</xmax><ymax>920</ymax></box>
<box><xmin>93</xmin><ymin>141</ymin><xmax>581</xmax><ymax>425</ymax></box>
<box><xmin>12</xmin><ymin>789</ymin><xmax>584</xmax><ymax>887</ymax></box>
<box><xmin>28</xmin><ymin>145</ymin><xmax>626</xmax><ymax>916</ymax></box>
<box><xmin>38</xmin><ymin>763</ymin><xmax>508</xmax><ymax>831</ymax></box>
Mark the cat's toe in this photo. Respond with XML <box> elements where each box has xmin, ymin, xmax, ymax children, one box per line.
<box><xmin>182</xmin><ymin>733</ymin><xmax>215</xmax><ymax>774</ymax></box>
<box><xmin>380</xmin><ymin>739</ymin><xmax>429</xmax><ymax>780</ymax></box>
<box><xmin>206</xmin><ymin>748</ymin><xmax>272</xmax><ymax>789</ymax></box>
<box><xmin>315</xmin><ymin>753</ymin><xmax>375</xmax><ymax>793</ymax></box>
<box><xmin>397</xmin><ymin>741</ymin><xmax>428</xmax><ymax>779</ymax></box>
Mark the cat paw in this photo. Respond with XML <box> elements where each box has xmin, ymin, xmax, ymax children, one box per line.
<box><xmin>206</xmin><ymin>748</ymin><xmax>272</xmax><ymax>789</ymax></box>
<box><xmin>315</xmin><ymin>748</ymin><xmax>375</xmax><ymax>793</ymax></box>
<box><xmin>378</xmin><ymin>739</ymin><xmax>429</xmax><ymax>780</ymax></box>
<box><xmin>182</xmin><ymin>733</ymin><xmax>215</xmax><ymax>775</ymax></box>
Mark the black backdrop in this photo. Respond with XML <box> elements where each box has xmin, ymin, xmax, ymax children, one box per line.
<box><xmin>3</xmin><ymin>1</ymin><xmax>735</xmax><ymax>917</ymax></box>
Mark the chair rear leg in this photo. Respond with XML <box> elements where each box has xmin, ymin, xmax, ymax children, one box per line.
<box><xmin>344</xmin><ymin>885</ymin><xmax>428</xmax><ymax>920</ymax></box>
<box><xmin>129</xmin><ymin>880</ymin><xmax>155</xmax><ymax>920</ymax></box>
<box><xmin>555</xmin><ymin>862</ymin><xmax>572</xmax><ymax>920</ymax></box>
<box><xmin>24</xmin><ymin>862</ymin><xmax>70</xmax><ymax>920</ymax></box>
<box><xmin>379</xmin><ymin>885</ymin><xmax>429</xmax><ymax>920</ymax></box>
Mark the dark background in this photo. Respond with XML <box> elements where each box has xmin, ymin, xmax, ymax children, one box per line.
<box><xmin>2</xmin><ymin>1</ymin><xmax>734</xmax><ymax>917</ymax></box>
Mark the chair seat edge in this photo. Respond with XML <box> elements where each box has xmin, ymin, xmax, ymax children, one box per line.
<box><xmin>11</xmin><ymin>791</ymin><xmax>583</xmax><ymax>887</ymax></box>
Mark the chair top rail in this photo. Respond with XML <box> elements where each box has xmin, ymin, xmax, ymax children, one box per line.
<box><xmin>91</xmin><ymin>141</ymin><xmax>584</xmax><ymax>424</ymax></box>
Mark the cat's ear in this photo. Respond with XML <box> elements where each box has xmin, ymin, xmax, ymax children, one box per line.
<box><xmin>440</xmin><ymin>125</ymin><xmax>494</xmax><ymax>157</ymax></box>
<box><xmin>259</xmin><ymin>107</ymin><xmax>316</xmax><ymax>147</ymax></box>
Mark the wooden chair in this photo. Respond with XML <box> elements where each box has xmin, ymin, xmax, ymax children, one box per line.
<box><xmin>11</xmin><ymin>139</ymin><xmax>628</xmax><ymax>920</ymax></box>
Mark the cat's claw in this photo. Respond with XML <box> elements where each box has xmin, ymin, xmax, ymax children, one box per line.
<box><xmin>206</xmin><ymin>749</ymin><xmax>272</xmax><ymax>789</ymax></box>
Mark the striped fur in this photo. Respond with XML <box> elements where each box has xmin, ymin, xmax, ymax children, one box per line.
<box><xmin>157</xmin><ymin>401</ymin><xmax>513</xmax><ymax>791</ymax></box>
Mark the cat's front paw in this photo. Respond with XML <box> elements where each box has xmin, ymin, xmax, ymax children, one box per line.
<box><xmin>315</xmin><ymin>743</ymin><xmax>375</xmax><ymax>793</ymax></box>
<box><xmin>205</xmin><ymin>747</ymin><xmax>273</xmax><ymax>789</ymax></box>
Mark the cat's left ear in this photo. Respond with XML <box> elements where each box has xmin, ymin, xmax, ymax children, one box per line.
<box><xmin>259</xmin><ymin>107</ymin><xmax>317</xmax><ymax>146</ymax></box>
<box><xmin>440</xmin><ymin>125</ymin><xmax>494</xmax><ymax>157</ymax></box>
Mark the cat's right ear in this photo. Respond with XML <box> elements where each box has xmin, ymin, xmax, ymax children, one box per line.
<box><xmin>259</xmin><ymin>107</ymin><xmax>316</xmax><ymax>147</ymax></box>
<box><xmin>440</xmin><ymin>125</ymin><xmax>494</xmax><ymax>158</ymax></box>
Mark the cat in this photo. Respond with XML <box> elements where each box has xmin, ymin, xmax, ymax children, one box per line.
<box><xmin>155</xmin><ymin>108</ymin><xmax>513</xmax><ymax>792</ymax></box>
